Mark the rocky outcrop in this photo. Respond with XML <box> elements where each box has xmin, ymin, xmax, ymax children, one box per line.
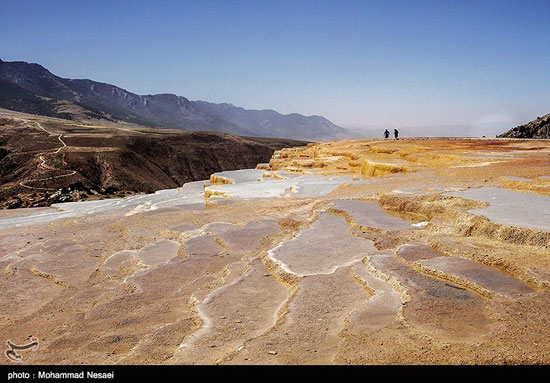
<box><xmin>498</xmin><ymin>113</ymin><xmax>550</xmax><ymax>139</ymax></box>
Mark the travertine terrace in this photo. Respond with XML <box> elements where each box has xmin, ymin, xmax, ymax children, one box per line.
<box><xmin>1</xmin><ymin>137</ymin><xmax>549</xmax><ymax>364</ymax></box>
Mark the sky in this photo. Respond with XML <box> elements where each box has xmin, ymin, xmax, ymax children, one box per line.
<box><xmin>1</xmin><ymin>0</ymin><xmax>549</xmax><ymax>134</ymax></box>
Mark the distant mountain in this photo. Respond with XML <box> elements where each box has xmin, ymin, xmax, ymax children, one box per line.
<box><xmin>0</xmin><ymin>59</ymin><xmax>350</xmax><ymax>141</ymax></box>
<box><xmin>498</xmin><ymin>113</ymin><xmax>550</xmax><ymax>139</ymax></box>
<box><xmin>194</xmin><ymin>101</ymin><xmax>350</xmax><ymax>141</ymax></box>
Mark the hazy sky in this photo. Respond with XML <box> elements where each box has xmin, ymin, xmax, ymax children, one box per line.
<box><xmin>1</xmin><ymin>0</ymin><xmax>549</xmax><ymax>131</ymax></box>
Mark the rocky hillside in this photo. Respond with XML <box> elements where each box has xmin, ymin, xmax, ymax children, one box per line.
<box><xmin>0</xmin><ymin>59</ymin><xmax>350</xmax><ymax>141</ymax></box>
<box><xmin>498</xmin><ymin>113</ymin><xmax>550</xmax><ymax>139</ymax></box>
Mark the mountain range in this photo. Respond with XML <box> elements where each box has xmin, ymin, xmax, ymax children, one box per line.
<box><xmin>0</xmin><ymin>59</ymin><xmax>350</xmax><ymax>141</ymax></box>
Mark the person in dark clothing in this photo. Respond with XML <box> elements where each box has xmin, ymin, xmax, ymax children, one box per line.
<box><xmin>384</xmin><ymin>129</ymin><xmax>390</xmax><ymax>139</ymax></box>
<box><xmin>394</xmin><ymin>129</ymin><xmax>399</xmax><ymax>139</ymax></box>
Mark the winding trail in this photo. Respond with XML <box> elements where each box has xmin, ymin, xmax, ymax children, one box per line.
<box><xmin>18</xmin><ymin>119</ymin><xmax>77</xmax><ymax>190</ymax></box>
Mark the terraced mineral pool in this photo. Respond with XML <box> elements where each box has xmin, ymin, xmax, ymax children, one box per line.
<box><xmin>369</xmin><ymin>254</ymin><xmax>495</xmax><ymax>340</ymax></box>
<box><xmin>292</xmin><ymin>176</ymin><xmax>369</xmax><ymax>198</ymax></box>
<box><xmin>173</xmin><ymin>259</ymin><xmax>289</xmax><ymax>364</ymax></box>
<box><xmin>331</xmin><ymin>199</ymin><xmax>415</xmax><ymax>231</ymax></box>
<box><xmin>0</xmin><ymin>181</ymin><xmax>206</xmax><ymax>229</ymax></box>
<box><xmin>0</xmin><ymin>168</ymin><xmax>372</xmax><ymax>229</ymax></box>
<box><xmin>450</xmin><ymin>161</ymin><xmax>505</xmax><ymax>168</ymax></box>
<box><xmin>183</xmin><ymin>236</ymin><xmax>221</xmax><ymax>258</ymax></box>
<box><xmin>102</xmin><ymin>250</ymin><xmax>137</xmax><ymax>278</ymax></box>
<box><xmin>210</xmin><ymin>220</ymin><xmax>280</xmax><ymax>256</ymax></box>
<box><xmin>348</xmin><ymin>263</ymin><xmax>402</xmax><ymax>330</ymax></box>
<box><xmin>207</xmin><ymin>180</ymin><xmax>294</xmax><ymax>200</ymax></box>
<box><xmin>398</xmin><ymin>243</ymin><xmax>532</xmax><ymax>295</ymax></box>
<box><xmin>397</xmin><ymin>244</ymin><xmax>444</xmax><ymax>262</ymax></box>
<box><xmin>202</xmin><ymin>222</ymin><xmax>239</xmax><ymax>233</ymax></box>
<box><xmin>205</xmin><ymin>169</ymin><xmax>368</xmax><ymax>201</ymax></box>
<box><xmin>391</xmin><ymin>188</ymin><xmax>445</xmax><ymax>195</ymax></box>
<box><xmin>445</xmin><ymin>187</ymin><xmax>550</xmax><ymax>232</ymax></box>
<box><xmin>183</xmin><ymin>220</ymin><xmax>280</xmax><ymax>259</ymax></box>
<box><xmin>419</xmin><ymin>256</ymin><xmax>532</xmax><ymax>296</ymax></box>
<box><xmin>136</xmin><ymin>239</ymin><xmax>180</xmax><ymax>267</ymax></box>
<box><xmin>230</xmin><ymin>266</ymin><xmax>370</xmax><ymax>364</ymax></box>
<box><xmin>170</xmin><ymin>222</ymin><xmax>199</xmax><ymax>233</ymax></box>
<box><xmin>269</xmin><ymin>170</ymin><xmax>303</xmax><ymax>179</ymax></box>
<box><xmin>502</xmin><ymin>176</ymin><xmax>532</xmax><ymax>182</ymax></box>
<box><xmin>269</xmin><ymin>213</ymin><xmax>377</xmax><ymax>276</ymax></box>
<box><xmin>211</xmin><ymin>169</ymin><xmax>265</xmax><ymax>183</ymax></box>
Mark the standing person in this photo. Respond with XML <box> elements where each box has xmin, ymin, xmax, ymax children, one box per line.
<box><xmin>394</xmin><ymin>129</ymin><xmax>399</xmax><ymax>139</ymax></box>
<box><xmin>384</xmin><ymin>129</ymin><xmax>390</xmax><ymax>139</ymax></box>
